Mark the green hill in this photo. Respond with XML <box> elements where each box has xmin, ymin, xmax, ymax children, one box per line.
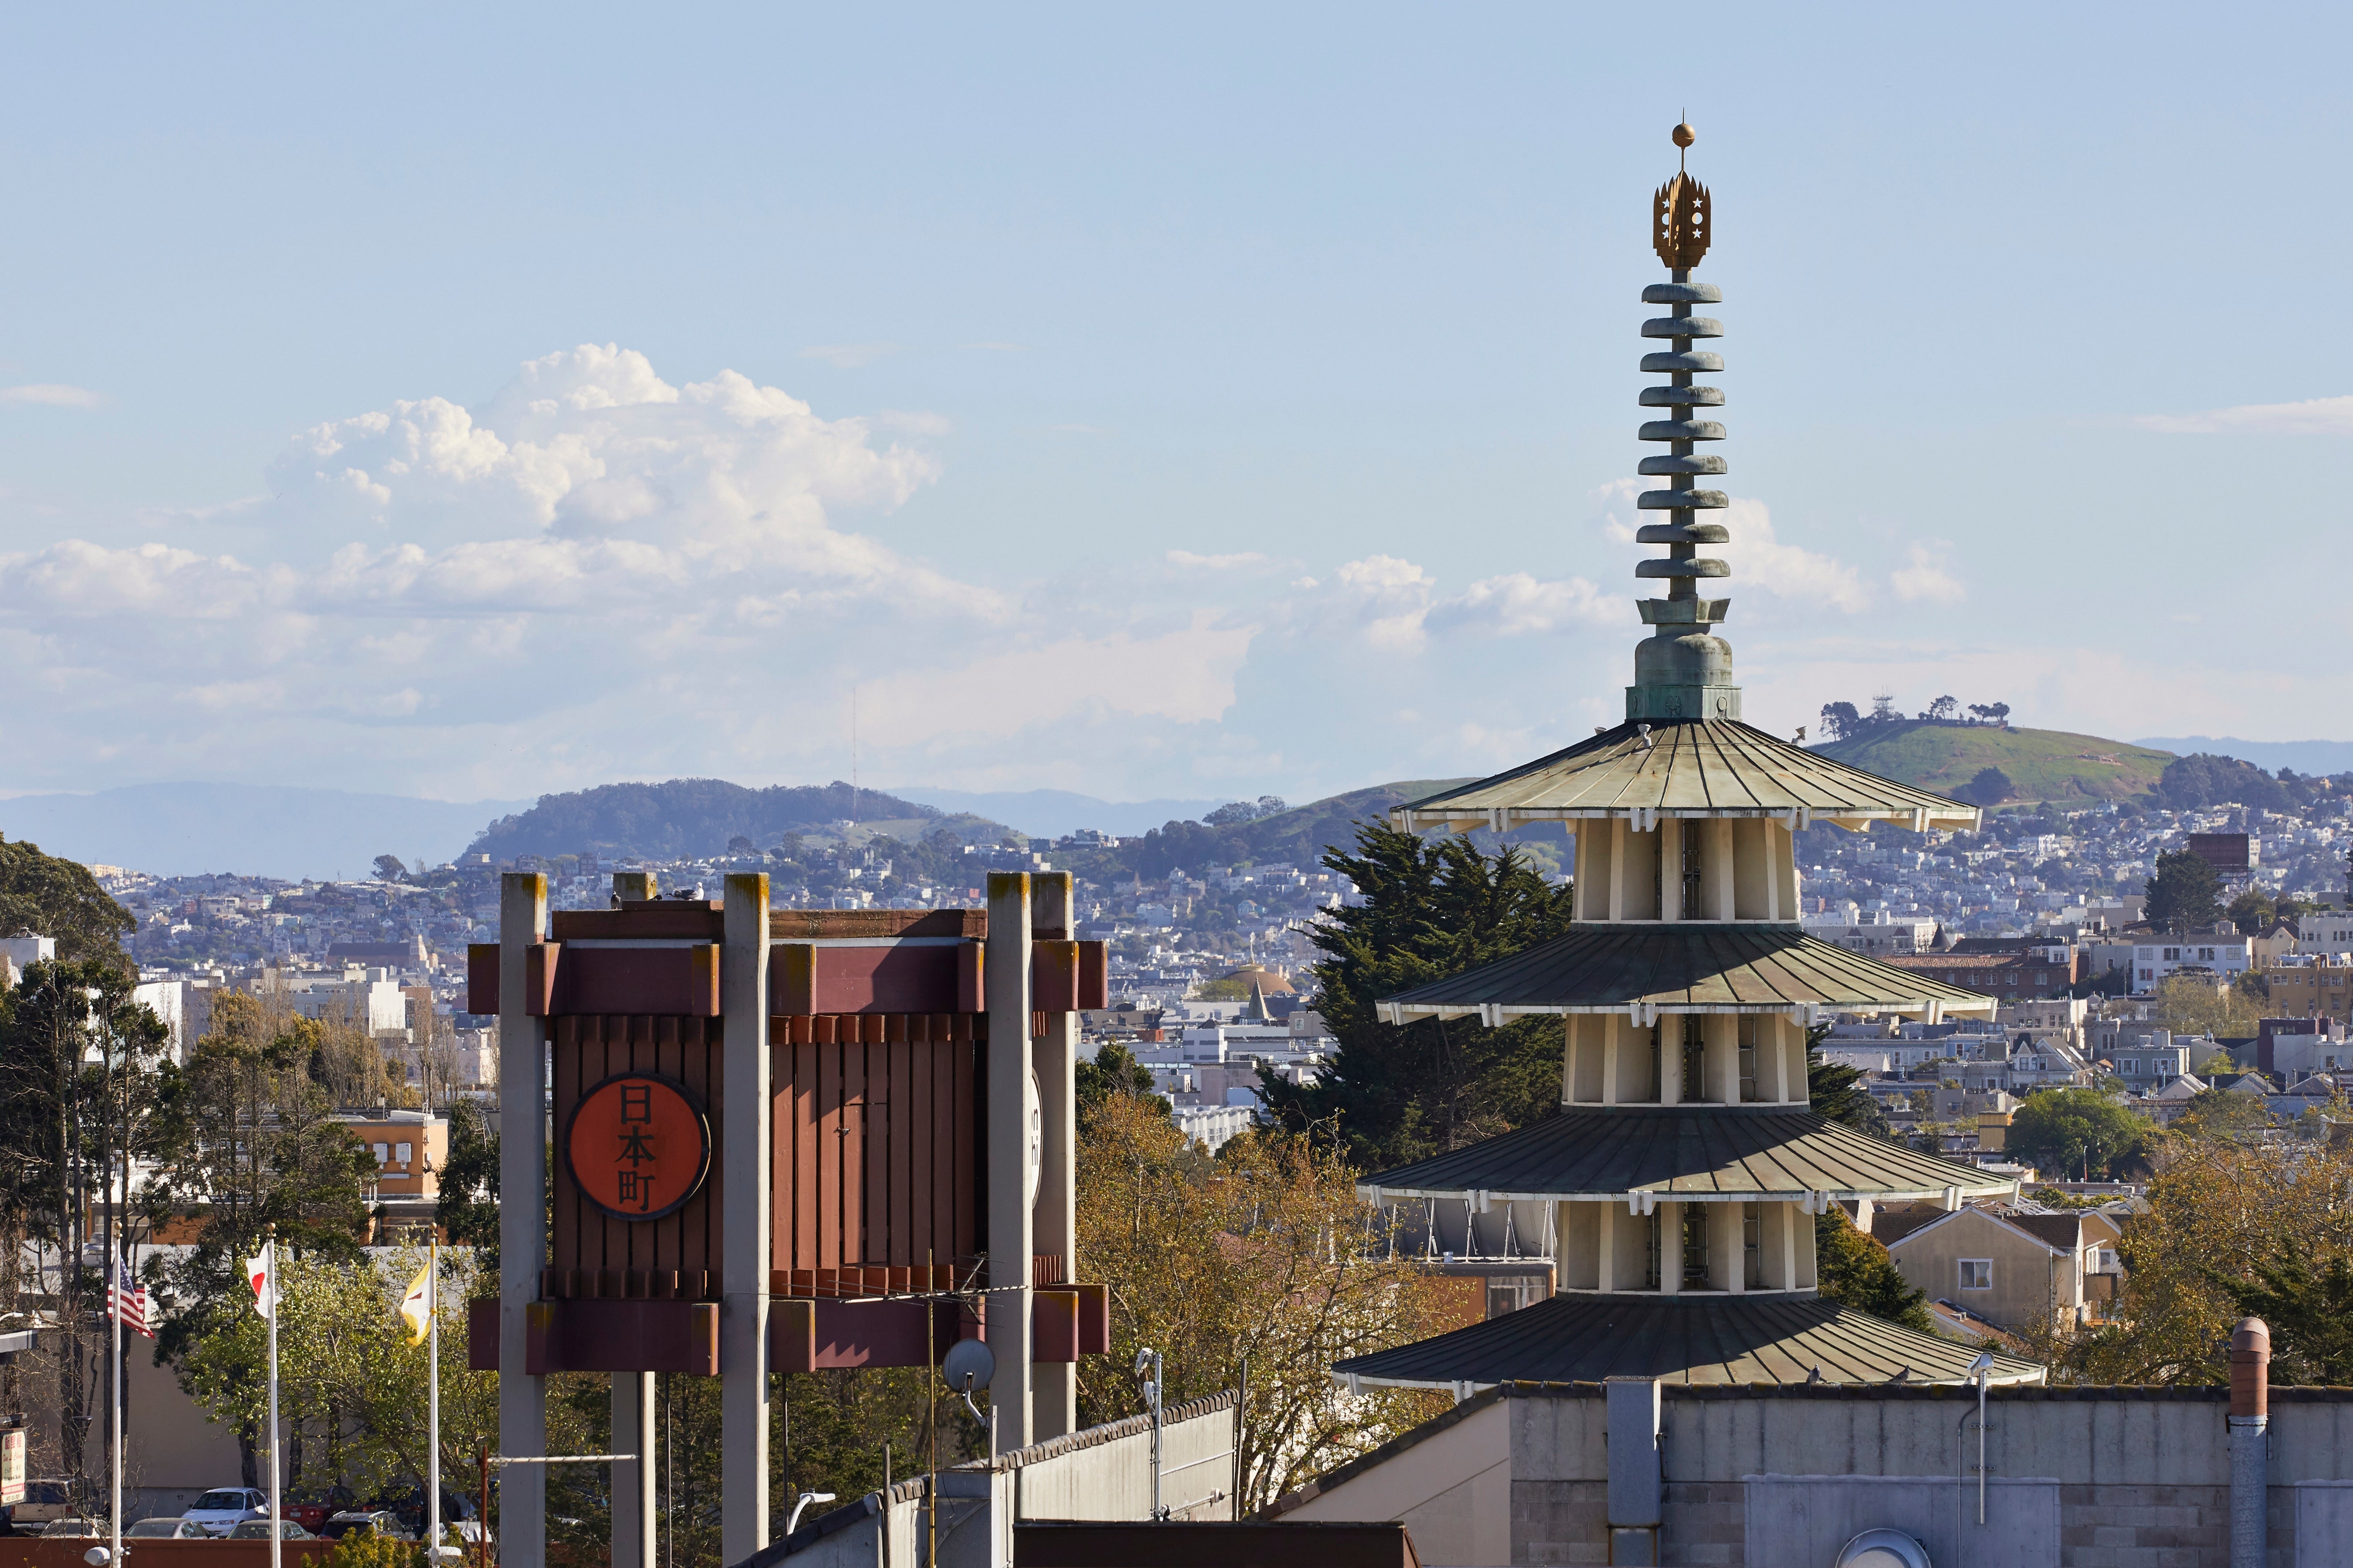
<box><xmin>1810</xmin><ymin>723</ymin><xmax>2175</xmax><ymax>806</ymax></box>
<box><xmin>466</xmin><ymin>779</ymin><xmax>1015</xmax><ymax>861</ymax></box>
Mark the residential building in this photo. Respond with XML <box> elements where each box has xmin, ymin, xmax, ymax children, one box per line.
<box><xmin>1798</xmin><ymin>913</ymin><xmax>1939</xmax><ymax>958</ymax></box>
<box><xmin>1883</xmin><ymin>948</ymin><xmax>2075</xmax><ymax>1001</ymax></box>
<box><xmin>2128</xmin><ymin>931</ymin><xmax>2252</xmax><ymax>990</ymax></box>
<box><xmin>2262</xmin><ymin>956</ymin><xmax>2353</xmax><ymax>1017</ymax></box>
<box><xmin>1873</xmin><ymin>1203</ymin><xmax>2094</xmax><ymax>1330</ymax></box>
<box><xmin>2300</xmin><ymin>910</ymin><xmax>2353</xmax><ymax>959</ymax></box>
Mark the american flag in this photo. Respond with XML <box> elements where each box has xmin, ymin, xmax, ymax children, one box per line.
<box><xmin>108</xmin><ymin>1264</ymin><xmax>153</xmax><ymax>1340</ymax></box>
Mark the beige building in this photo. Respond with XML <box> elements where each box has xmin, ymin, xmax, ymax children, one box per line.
<box><xmin>2262</xmin><ymin>958</ymin><xmax>2353</xmax><ymax>1018</ymax></box>
<box><xmin>1873</xmin><ymin>1204</ymin><xmax>2096</xmax><ymax>1330</ymax></box>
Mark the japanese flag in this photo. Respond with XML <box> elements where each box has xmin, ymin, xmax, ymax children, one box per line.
<box><xmin>398</xmin><ymin>1258</ymin><xmax>434</xmax><ymax>1346</ymax></box>
<box><xmin>246</xmin><ymin>1248</ymin><xmax>275</xmax><ymax>1320</ymax></box>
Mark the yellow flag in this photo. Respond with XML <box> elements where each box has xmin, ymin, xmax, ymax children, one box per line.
<box><xmin>399</xmin><ymin>1258</ymin><xmax>434</xmax><ymax>1345</ymax></box>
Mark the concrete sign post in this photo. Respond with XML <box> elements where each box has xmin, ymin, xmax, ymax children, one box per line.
<box><xmin>721</xmin><ymin>874</ymin><xmax>773</xmax><ymax>1564</ymax></box>
<box><xmin>986</xmin><ymin>873</ymin><xmax>1035</xmax><ymax>1451</ymax></box>
<box><xmin>1032</xmin><ymin>873</ymin><xmax>1079</xmax><ymax>1441</ymax></box>
<box><xmin>497</xmin><ymin>873</ymin><xmax>549</xmax><ymax>1568</ymax></box>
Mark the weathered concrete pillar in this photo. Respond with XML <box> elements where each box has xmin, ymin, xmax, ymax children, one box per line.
<box><xmin>498</xmin><ymin>873</ymin><xmax>549</xmax><ymax>1568</ymax></box>
<box><xmin>2229</xmin><ymin>1316</ymin><xmax>2268</xmax><ymax>1568</ymax></box>
<box><xmin>610</xmin><ymin>1372</ymin><xmax>655</xmax><ymax>1568</ymax></box>
<box><xmin>1604</xmin><ymin>1376</ymin><xmax>1661</xmax><ymax>1566</ymax></box>
<box><xmin>721</xmin><ymin>874</ymin><xmax>772</xmax><ymax>1563</ymax></box>
<box><xmin>986</xmin><ymin>873</ymin><xmax>1035</xmax><ymax>1451</ymax></box>
<box><xmin>1031</xmin><ymin>873</ymin><xmax>1079</xmax><ymax>1441</ymax></box>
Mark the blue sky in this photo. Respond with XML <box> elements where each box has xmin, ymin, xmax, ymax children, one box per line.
<box><xmin>0</xmin><ymin>3</ymin><xmax>2345</xmax><ymax>807</ymax></box>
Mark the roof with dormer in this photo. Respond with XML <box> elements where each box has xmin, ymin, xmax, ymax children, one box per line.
<box><xmin>1388</xmin><ymin>719</ymin><xmax>1979</xmax><ymax>833</ymax></box>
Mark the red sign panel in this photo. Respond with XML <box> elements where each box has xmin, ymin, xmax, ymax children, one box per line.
<box><xmin>564</xmin><ymin>1073</ymin><xmax>712</xmax><ymax>1222</ymax></box>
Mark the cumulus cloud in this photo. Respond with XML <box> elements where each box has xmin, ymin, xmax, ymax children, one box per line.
<box><xmin>0</xmin><ymin>383</ymin><xmax>104</xmax><ymax>408</ymax></box>
<box><xmin>1166</xmin><ymin>549</ymin><xmax>1268</xmax><ymax>569</ymax></box>
<box><xmin>1891</xmin><ymin>542</ymin><xmax>1966</xmax><ymax>603</ymax></box>
<box><xmin>1596</xmin><ymin>480</ymin><xmax>1868</xmax><ymax>613</ymax></box>
<box><xmin>1296</xmin><ymin>555</ymin><xmax>1624</xmax><ymax>650</ymax></box>
<box><xmin>2136</xmin><ymin>395</ymin><xmax>2353</xmax><ymax>435</ymax></box>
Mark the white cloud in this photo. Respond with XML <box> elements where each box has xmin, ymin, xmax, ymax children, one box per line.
<box><xmin>1426</xmin><ymin>572</ymin><xmax>1625</xmax><ymax>637</ymax></box>
<box><xmin>1298</xmin><ymin>555</ymin><xmax>1624</xmax><ymax>651</ymax></box>
<box><xmin>798</xmin><ymin>343</ymin><xmax>903</xmax><ymax>369</ymax></box>
<box><xmin>1593</xmin><ymin>480</ymin><xmax>1868</xmax><ymax>612</ymax></box>
<box><xmin>1891</xmin><ymin>542</ymin><xmax>1966</xmax><ymax>603</ymax></box>
<box><xmin>2136</xmin><ymin>395</ymin><xmax>2353</xmax><ymax>435</ymax></box>
<box><xmin>0</xmin><ymin>383</ymin><xmax>104</xmax><ymax>408</ymax></box>
<box><xmin>1166</xmin><ymin>549</ymin><xmax>1268</xmax><ymax>569</ymax></box>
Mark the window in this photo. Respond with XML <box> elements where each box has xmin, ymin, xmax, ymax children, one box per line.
<box><xmin>1681</xmin><ymin>1015</ymin><xmax>1707</xmax><ymax>1102</ymax></box>
<box><xmin>1959</xmin><ymin>1259</ymin><xmax>1992</xmax><ymax>1290</ymax></box>
<box><xmin>1645</xmin><ymin>1212</ymin><xmax>1663</xmax><ymax>1290</ymax></box>
<box><xmin>1742</xmin><ymin>1202</ymin><xmax>1762</xmax><ymax>1289</ymax></box>
<box><xmin>1682</xmin><ymin>1204</ymin><xmax>1710</xmax><ymax>1287</ymax></box>
<box><xmin>1738</xmin><ymin>1016</ymin><xmax>1758</xmax><ymax>1102</ymax></box>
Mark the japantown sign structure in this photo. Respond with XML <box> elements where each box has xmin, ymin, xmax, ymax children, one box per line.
<box><xmin>1334</xmin><ymin>127</ymin><xmax>2046</xmax><ymax>1396</ymax></box>
<box><xmin>471</xmin><ymin>869</ymin><xmax>1106</xmax><ymax>1568</ymax></box>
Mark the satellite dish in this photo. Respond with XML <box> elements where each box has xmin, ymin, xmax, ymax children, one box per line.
<box><xmin>942</xmin><ymin>1337</ymin><xmax>995</xmax><ymax>1392</ymax></box>
<box><xmin>1835</xmin><ymin>1528</ymin><xmax>1931</xmax><ymax>1568</ymax></box>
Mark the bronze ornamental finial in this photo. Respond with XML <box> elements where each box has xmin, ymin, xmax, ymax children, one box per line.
<box><xmin>1653</xmin><ymin>123</ymin><xmax>1709</xmax><ymax>271</ymax></box>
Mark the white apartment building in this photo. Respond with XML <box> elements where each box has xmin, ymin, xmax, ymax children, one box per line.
<box><xmin>2299</xmin><ymin>912</ymin><xmax>2353</xmax><ymax>959</ymax></box>
<box><xmin>2129</xmin><ymin>934</ymin><xmax>2252</xmax><ymax>991</ymax></box>
<box><xmin>1800</xmin><ymin>911</ymin><xmax>1939</xmax><ymax>957</ymax></box>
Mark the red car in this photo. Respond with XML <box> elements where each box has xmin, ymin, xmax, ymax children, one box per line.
<box><xmin>282</xmin><ymin>1488</ymin><xmax>355</xmax><ymax>1534</ymax></box>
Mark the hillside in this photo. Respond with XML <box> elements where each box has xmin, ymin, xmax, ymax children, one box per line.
<box><xmin>466</xmin><ymin>779</ymin><xmax>1012</xmax><ymax>861</ymax></box>
<box><xmin>1809</xmin><ymin>724</ymin><xmax>2175</xmax><ymax>805</ymax></box>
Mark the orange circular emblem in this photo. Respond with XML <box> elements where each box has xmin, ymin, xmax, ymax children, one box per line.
<box><xmin>564</xmin><ymin>1073</ymin><xmax>711</xmax><ymax>1221</ymax></box>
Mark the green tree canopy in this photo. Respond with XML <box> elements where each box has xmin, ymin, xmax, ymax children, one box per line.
<box><xmin>1815</xmin><ymin>1211</ymin><xmax>1933</xmax><ymax>1333</ymax></box>
<box><xmin>2154</xmin><ymin>753</ymin><xmax>2288</xmax><ymax>813</ymax></box>
<box><xmin>1259</xmin><ymin>823</ymin><xmax>1575</xmax><ymax>1169</ymax></box>
<box><xmin>2145</xmin><ymin>848</ymin><xmax>2223</xmax><ymax>933</ymax></box>
<box><xmin>2212</xmin><ymin>1248</ymin><xmax>2353</xmax><ymax>1386</ymax></box>
<box><xmin>1958</xmin><ymin>766</ymin><xmax>2015</xmax><ymax>807</ymax></box>
<box><xmin>2005</xmin><ymin>1087</ymin><xmax>2153</xmax><ymax>1180</ymax></box>
<box><xmin>1808</xmin><ymin>1034</ymin><xmax>1891</xmax><ymax>1140</ymax></box>
<box><xmin>0</xmin><ymin>836</ymin><xmax>134</xmax><ymax>971</ymax></box>
<box><xmin>2227</xmin><ymin>887</ymin><xmax>2276</xmax><ymax>935</ymax></box>
<box><xmin>1076</xmin><ymin>1040</ymin><xmax>1171</xmax><ymax>1133</ymax></box>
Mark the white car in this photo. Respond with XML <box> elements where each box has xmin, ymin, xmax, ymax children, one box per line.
<box><xmin>183</xmin><ymin>1489</ymin><xmax>271</xmax><ymax>1536</ymax></box>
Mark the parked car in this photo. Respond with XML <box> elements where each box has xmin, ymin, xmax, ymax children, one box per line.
<box><xmin>38</xmin><ymin>1518</ymin><xmax>100</xmax><ymax>1537</ymax></box>
<box><xmin>184</xmin><ymin>1488</ymin><xmax>272</xmax><ymax>1536</ymax></box>
<box><xmin>321</xmin><ymin>1509</ymin><xmax>412</xmax><ymax>1542</ymax></box>
<box><xmin>229</xmin><ymin>1521</ymin><xmax>316</xmax><ymax>1540</ymax></box>
<box><xmin>283</xmin><ymin>1486</ymin><xmax>355</xmax><ymax>1534</ymax></box>
<box><xmin>127</xmin><ymin>1519</ymin><xmax>212</xmax><ymax>1539</ymax></box>
<box><xmin>380</xmin><ymin>1486</ymin><xmax>488</xmax><ymax>1544</ymax></box>
<box><xmin>12</xmin><ymin>1481</ymin><xmax>76</xmax><ymax>1527</ymax></box>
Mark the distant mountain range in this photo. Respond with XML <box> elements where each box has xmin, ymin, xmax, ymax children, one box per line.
<box><xmin>886</xmin><ymin>787</ymin><xmax>1228</xmax><ymax>838</ymax></box>
<box><xmin>0</xmin><ymin>783</ymin><xmax>530</xmax><ymax>882</ymax></box>
<box><xmin>2135</xmin><ymin>737</ymin><xmax>2353</xmax><ymax>776</ymax></box>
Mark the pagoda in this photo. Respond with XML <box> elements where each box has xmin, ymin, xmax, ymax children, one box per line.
<box><xmin>1331</xmin><ymin>127</ymin><xmax>2044</xmax><ymax>1391</ymax></box>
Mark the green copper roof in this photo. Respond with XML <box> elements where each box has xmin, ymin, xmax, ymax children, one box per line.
<box><xmin>1359</xmin><ymin>1106</ymin><xmax>2017</xmax><ymax>1204</ymax></box>
<box><xmin>1390</xmin><ymin>719</ymin><xmax>1979</xmax><ymax>832</ymax></box>
<box><xmin>1330</xmin><ymin>1292</ymin><xmax>2044</xmax><ymax>1390</ymax></box>
<box><xmin>1376</xmin><ymin>924</ymin><xmax>1996</xmax><ymax>1022</ymax></box>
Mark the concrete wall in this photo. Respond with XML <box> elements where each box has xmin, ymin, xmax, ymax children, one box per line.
<box><xmin>773</xmin><ymin>1393</ymin><xmax>1238</xmax><ymax>1568</ymax></box>
<box><xmin>1283</xmin><ymin>1398</ymin><xmax>1510</xmax><ymax>1566</ymax></box>
<box><xmin>1273</xmin><ymin>1383</ymin><xmax>2353</xmax><ymax>1568</ymax></box>
<box><xmin>19</xmin><ymin>1340</ymin><xmax>245</xmax><ymax>1520</ymax></box>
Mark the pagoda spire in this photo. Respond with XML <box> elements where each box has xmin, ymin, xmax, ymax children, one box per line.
<box><xmin>1628</xmin><ymin>120</ymin><xmax>1740</xmax><ymax>725</ymax></box>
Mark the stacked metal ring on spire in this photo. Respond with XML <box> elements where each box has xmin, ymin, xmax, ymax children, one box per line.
<box><xmin>1635</xmin><ymin>282</ymin><xmax>1729</xmax><ymax>608</ymax></box>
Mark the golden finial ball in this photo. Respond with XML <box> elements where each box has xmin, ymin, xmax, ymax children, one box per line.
<box><xmin>1672</xmin><ymin>122</ymin><xmax>1696</xmax><ymax>149</ymax></box>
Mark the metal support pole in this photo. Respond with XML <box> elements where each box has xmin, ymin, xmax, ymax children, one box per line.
<box><xmin>1031</xmin><ymin>873</ymin><xmax>1078</xmax><ymax>1441</ymax></box>
<box><xmin>721</xmin><ymin>874</ymin><xmax>773</xmax><ymax>1564</ymax></box>
<box><xmin>985</xmin><ymin>873</ymin><xmax>1035</xmax><ymax>1452</ymax></box>
<box><xmin>498</xmin><ymin>873</ymin><xmax>549</xmax><ymax>1568</ymax></box>
<box><xmin>2229</xmin><ymin>1317</ymin><xmax>2269</xmax><ymax>1568</ymax></box>
<box><xmin>611</xmin><ymin>1373</ymin><xmax>655</xmax><ymax>1568</ymax></box>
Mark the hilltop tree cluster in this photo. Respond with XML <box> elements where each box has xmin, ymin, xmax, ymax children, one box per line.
<box><xmin>1817</xmin><ymin>696</ymin><xmax>2009</xmax><ymax>741</ymax></box>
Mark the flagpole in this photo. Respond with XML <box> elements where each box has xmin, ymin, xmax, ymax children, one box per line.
<box><xmin>428</xmin><ymin>1237</ymin><xmax>441</xmax><ymax>1561</ymax></box>
<box><xmin>267</xmin><ymin>1227</ymin><xmax>281</xmax><ymax>1568</ymax></box>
